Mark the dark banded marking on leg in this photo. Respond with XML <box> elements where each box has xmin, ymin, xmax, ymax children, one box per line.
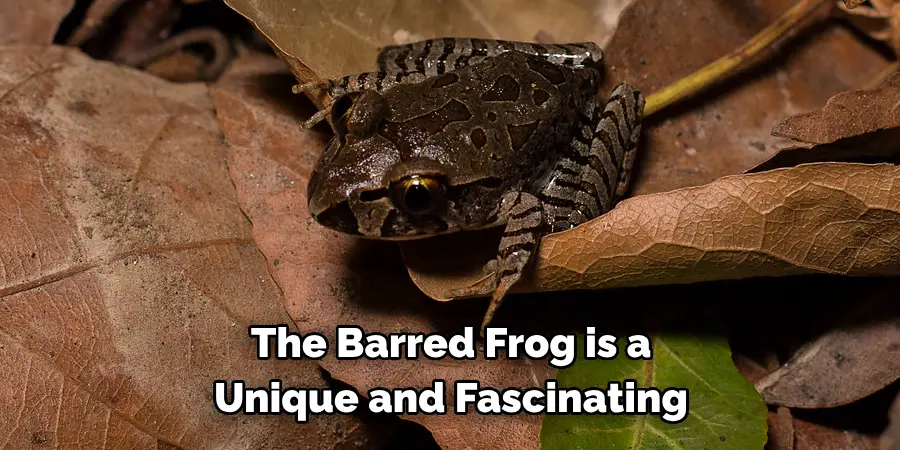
<box><xmin>562</xmin><ymin>142</ymin><xmax>614</xmax><ymax>208</ymax></box>
<box><xmin>480</xmin><ymin>191</ymin><xmax>543</xmax><ymax>335</ymax></box>
<box><xmin>588</xmin><ymin>84</ymin><xmax>645</xmax><ymax>203</ymax></box>
<box><xmin>543</xmin><ymin>176</ymin><xmax>601</xmax><ymax>219</ymax></box>
<box><xmin>601</xmin><ymin>109</ymin><xmax>629</xmax><ymax>160</ymax></box>
<box><xmin>592</xmin><ymin>118</ymin><xmax>623</xmax><ymax>193</ymax></box>
<box><xmin>553</xmin><ymin>178</ymin><xmax>602</xmax><ymax>215</ymax></box>
<box><xmin>572</xmin><ymin>136</ymin><xmax>615</xmax><ymax>199</ymax></box>
<box><xmin>607</xmin><ymin>84</ymin><xmax>645</xmax><ymax>200</ymax></box>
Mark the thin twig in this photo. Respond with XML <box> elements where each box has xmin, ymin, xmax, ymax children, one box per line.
<box><xmin>127</xmin><ymin>27</ymin><xmax>234</xmax><ymax>81</ymax></box>
<box><xmin>644</xmin><ymin>0</ymin><xmax>831</xmax><ymax>117</ymax></box>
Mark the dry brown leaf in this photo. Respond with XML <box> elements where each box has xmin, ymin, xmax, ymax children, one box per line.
<box><xmin>0</xmin><ymin>45</ymin><xmax>374</xmax><ymax>448</ymax></box>
<box><xmin>755</xmin><ymin>281</ymin><xmax>900</xmax><ymax>408</ymax></box>
<box><xmin>772</xmin><ymin>72</ymin><xmax>900</xmax><ymax>145</ymax></box>
<box><xmin>794</xmin><ymin>417</ymin><xmax>879</xmax><ymax>449</ymax></box>
<box><xmin>767</xmin><ymin>407</ymin><xmax>796</xmax><ymax>450</ymax></box>
<box><xmin>838</xmin><ymin>0</ymin><xmax>900</xmax><ymax>56</ymax></box>
<box><xmin>1</xmin><ymin>0</ymin><xmax>73</xmax><ymax>44</ymax></box>
<box><xmin>400</xmin><ymin>0</ymin><xmax>891</xmax><ymax>301</ymax></box>
<box><xmin>751</xmin><ymin>72</ymin><xmax>900</xmax><ymax>181</ymax></box>
<box><xmin>211</xmin><ymin>52</ymin><xmax>557</xmax><ymax>450</ymax></box>
<box><xmin>221</xmin><ymin>0</ymin><xmax>632</xmax><ymax>91</ymax></box>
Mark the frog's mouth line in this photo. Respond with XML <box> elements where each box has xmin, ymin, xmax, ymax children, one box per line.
<box><xmin>313</xmin><ymin>198</ymin><xmax>504</xmax><ymax>241</ymax></box>
<box><xmin>347</xmin><ymin>223</ymin><xmax>504</xmax><ymax>241</ymax></box>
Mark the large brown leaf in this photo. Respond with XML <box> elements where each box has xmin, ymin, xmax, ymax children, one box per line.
<box><xmin>221</xmin><ymin>0</ymin><xmax>632</xmax><ymax>85</ymax></box>
<box><xmin>211</xmin><ymin>51</ymin><xmax>556</xmax><ymax>450</ymax></box>
<box><xmin>2</xmin><ymin>0</ymin><xmax>73</xmax><ymax>44</ymax></box>
<box><xmin>0</xmin><ymin>45</ymin><xmax>372</xmax><ymax>449</ymax></box>
<box><xmin>400</xmin><ymin>0</ymin><xmax>892</xmax><ymax>301</ymax></box>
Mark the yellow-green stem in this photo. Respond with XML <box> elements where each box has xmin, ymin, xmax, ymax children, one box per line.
<box><xmin>644</xmin><ymin>0</ymin><xmax>830</xmax><ymax>117</ymax></box>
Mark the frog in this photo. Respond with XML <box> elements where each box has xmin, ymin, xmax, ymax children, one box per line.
<box><xmin>300</xmin><ymin>38</ymin><xmax>645</xmax><ymax>335</ymax></box>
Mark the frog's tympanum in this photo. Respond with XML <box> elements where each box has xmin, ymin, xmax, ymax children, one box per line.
<box><xmin>300</xmin><ymin>38</ymin><xmax>645</xmax><ymax>335</ymax></box>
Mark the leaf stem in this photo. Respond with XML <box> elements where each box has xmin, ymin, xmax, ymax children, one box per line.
<box><xmin>643</xmin><ymin>0</ymin><xmax>831</xmax><ymax>117</ymax></box>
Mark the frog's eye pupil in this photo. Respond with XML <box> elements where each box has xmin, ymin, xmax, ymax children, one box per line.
<box><xmin>404</xmin><ymin>182</ymin><xmax>432</xmax><ymax>214</ymax></box>
<box><xmin>392</xmin><ymin>176</ymin><xmax>444</xmax><ymax>215</ymax></box>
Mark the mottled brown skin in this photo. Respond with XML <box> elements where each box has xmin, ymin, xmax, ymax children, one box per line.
<box><xmin>304</xmin><ymin>38</ymin><xmax>645</xmax><ymax>334</ymax></box>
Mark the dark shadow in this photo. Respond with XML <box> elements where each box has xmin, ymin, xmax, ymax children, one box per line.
<box><xmin>323</xmin><ymin>369</ymin><xmax>441</xmax><ymax>450</ymax></box>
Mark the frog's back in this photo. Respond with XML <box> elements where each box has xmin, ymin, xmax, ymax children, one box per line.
<box><xmin>377</xmin><ymin>50</ymin><xmax>600</xmax><ymax>193</ymax></box>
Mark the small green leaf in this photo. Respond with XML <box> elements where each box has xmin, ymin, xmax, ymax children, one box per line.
<box><xmin>540</xmin><ymin>334</ymin><xmax>767</xmax><ymax>449</ymax></box>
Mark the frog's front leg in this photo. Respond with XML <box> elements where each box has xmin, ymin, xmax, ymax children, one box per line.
<box><xmin>478</xmin><ymin>191</ymin><xmax>545</xmax><ymax>335</ymax></box>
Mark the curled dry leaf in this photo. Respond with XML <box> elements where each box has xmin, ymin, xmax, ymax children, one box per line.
<box><xmin>838</xmin><ymin>0</ymin><xmax>900</xmax><ymax>56</ymax></box>
<box><xmin>407</xmin><ymin>162</ymin><xmax>900</xmax><ymax>300</ymax></box>
<box><xmin>772</xmin><ymin>72</ymin><xmax>900</xmax><ymax>145</ymax></box>
<box><xmin>400</xmin><ymin>0</ymin><xmax>891</xmax><ymax>302</ymax></box>
<box><xmin>210</xmin><ymin>52</ymin><xmax>557</xmax><ymax>450</ymax></box>
<box><xmin>0</xmin><ymin>45</ymin><xmax>372</xmax><ymax>448</ymax></box>
<box><xmin>752</xmin><ymin>71</ymin><xmax>900</xmax><ymax>179</ymax></box>
<box><xmin>2</xmin><ymin>0</ymin><xmax>74</xmax><ymax>44</ymax></box>
<box><xmin>755</xmin><ymin>281</ymin><xmax>900</xmax><ymax>409</ymax></box>
<box><xmin>531</xmin><ymin>162</ymin><xmax>900</xmax><ymax>292</ymax></box>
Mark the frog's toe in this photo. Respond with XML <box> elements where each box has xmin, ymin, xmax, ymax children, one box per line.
<box><xmin>483</xmin><ymin>258</ymin><xmax>499</xmax><ymax>275</ymax></box>
<box><xmin>292</xmin><ymin>81</ymin><xmax>327</xmax><ymax>95</ymax></box>
<box><xmin>300</xmin><ymin>107</ymin><xmax>331</xmax><ymax>130</ymax></box>
<box><xmin>448</xmin><ymin>264</ymin><xmax>498</xmax><ymax>299</ymax></box>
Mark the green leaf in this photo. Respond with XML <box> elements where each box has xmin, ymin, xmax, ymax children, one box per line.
<box><xmin>540</xmin><ymin>334</ymin><xmax>767</xmax><ymax>449</ymax></box>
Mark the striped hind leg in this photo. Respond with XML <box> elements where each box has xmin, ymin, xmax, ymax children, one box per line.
<box><xmin>534</xmin><ymin>83</ymin><xmax>644</xmax><ymax>235</ymax></box>
<box><xmin>610</xmin><ymin>86</ymin><xmax>645</xmax><ymax>201</ymax></box>
<box><xmin>597</xmin><ymin>84</ymin><xmax>645</xmax><ymax>204</ymax></box>
<box><xmin>543</xmin><ymin>83</ymin><xmax>646</xmax><ymax>225</ymax></box>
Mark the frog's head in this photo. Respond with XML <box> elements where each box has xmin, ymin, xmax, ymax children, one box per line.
<box><xmin>307</xmin><ymin>89</ymin><xmax>485</xmax><ymax>240</ymax></box>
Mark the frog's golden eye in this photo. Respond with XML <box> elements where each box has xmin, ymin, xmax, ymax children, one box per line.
<box><xmin>391</xmin><ymin>175</ymin><xmax>445</xmax><ymax>215</ymax></box>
